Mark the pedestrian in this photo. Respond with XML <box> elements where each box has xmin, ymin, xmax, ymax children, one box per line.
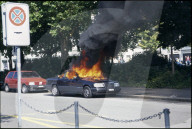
<box><xmin>185</xmin><ymin>56</ymin><xmax>187</xmax><ymax>65</ymax></box>
<box><xmin>186</xmin><ymin>56</ymin><xmax>190</xmax><ymax>65</ymax></box>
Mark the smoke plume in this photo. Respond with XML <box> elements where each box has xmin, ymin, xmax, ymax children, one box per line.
<box><xmin>71</xmin><ymin>1</ymin><xmax>164</xmax><ymax>73</ymax></box>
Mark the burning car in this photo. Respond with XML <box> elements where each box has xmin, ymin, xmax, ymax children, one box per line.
<box><xmin>46</xmin><ymin>72</ymin><xmax>121</xmax><ymax>98</ymax></box>
<box><xmin>46</xmin><ymin>50</ymin><xmax>120</xmax><ymax>98</ymax></box>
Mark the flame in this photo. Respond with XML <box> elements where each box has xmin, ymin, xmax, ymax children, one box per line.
<box><xmin>66</xmin><ymin>50</ymin><xmax>105</xmax><ymax>80</ymax></box>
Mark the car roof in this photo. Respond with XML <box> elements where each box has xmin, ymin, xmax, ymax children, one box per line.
<box><xmin>9</xmin><ymin>71</ymin><xmax>34</xmax><ymax>72</ymax></box>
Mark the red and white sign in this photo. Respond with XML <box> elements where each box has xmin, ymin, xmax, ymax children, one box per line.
<box><xmin>1</xmin><ymin>2</ymin><xmax>30</xmax><ymax>46</ymax></box>
<box><xmin>9</xmin><ymin>6</ymin><xmax>26</xmax><ymax>26</ymax></box>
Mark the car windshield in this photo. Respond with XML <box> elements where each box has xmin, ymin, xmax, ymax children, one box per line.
<box><xmin>22</xmin><ymin>72</ymin><xmax>40</xmax><ymax>78</ymax></box>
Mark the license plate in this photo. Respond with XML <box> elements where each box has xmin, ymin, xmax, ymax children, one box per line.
<box><xmin>108</xmin><ymin>89</ymin><xmax>114</xmax><ymax>91</ymax></box>
<box><xmin>38</xmin><ymin>85</ymin><xmax>44</xmax><ymax>87</ymax></box>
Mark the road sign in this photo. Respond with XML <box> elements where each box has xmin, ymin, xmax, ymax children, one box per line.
<box><xmin>9</xmin><ymin>6</ymin><xmax>26</xmax><ymax>26</ymax></box>
<box><xmin>1</xmin><ymin>2</ymin><xmax>30</xmax><ymax>46</ymax></box>
<box><xmin>1</xmin><ymin>2</ymin><xmax>30</xmax><ymax>127</ymax></box>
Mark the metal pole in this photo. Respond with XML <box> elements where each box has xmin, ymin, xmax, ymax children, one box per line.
<box><xmin>16</xmin><ymin>47</ymin><xmax>22</xmax><ymax>127</ymax></box>
<box><xmin>163</xmin><ymin>108</ymin><xmax>170</xmax><ymax>128</ymax></box>
<box><xmin>74</xmin><ymin>101</ymin><xmax>79</xmax><ymax>128</ymax></box>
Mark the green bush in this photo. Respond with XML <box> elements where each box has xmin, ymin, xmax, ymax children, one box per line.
<box><xmin>109</xmin><ymin>51</ymin><xmax>191</xmax><ymax>89</ymax></box>
<box><xmin>147</xmin><ymin>69</ymin><xmax>191</xmax><ymax>88</ymax></box>
<box><xmin>22</xmin><ymin>56</ymin><xmax>78</xmax><ymax>79</ymax></box>
<box><xmin>22</xmin><ymin>57</ymin><xmax>62</xmax><ymax>78</ymax></box>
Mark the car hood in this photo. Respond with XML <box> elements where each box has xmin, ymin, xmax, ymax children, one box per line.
<box><xmin>22</xmin><ymin>78</ymin><xmax>46</xmax><ymax>82</ymax></box>
<box><xmin>81</xmin><ymin>78</ymin><xmax>118</xmax><ymax>83</ymax></box>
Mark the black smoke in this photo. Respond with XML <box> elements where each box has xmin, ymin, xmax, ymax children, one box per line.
<box><xmin>78</xmin><ymin>1</ymin><xmax>163</xmax><ymax>65</ymax></box>
<box><xmin>70</xmin><ymin>1</ymin><xmax>164</xmax><ymax>77</ymax></box>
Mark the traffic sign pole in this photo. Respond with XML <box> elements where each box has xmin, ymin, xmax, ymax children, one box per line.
<box><xmin>16</xmin><ymin>46</ymin><xmax>22</xmax><ymax>127</ymax></box>
<box><xmin>1</xmin><ymin>3</ymin><xmax>30</xmax><ymax>127</ymax></box>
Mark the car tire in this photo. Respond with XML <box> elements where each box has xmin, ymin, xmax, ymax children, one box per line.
<box><xmin>4</xmin><ymin>85</ymin><xmax>10</xmax><ymax>92</ymax></box>
<box><xmin>83</xmin><ymin>86</ymin><xmax>92</xmax><ymax>98</ymax></box>
<box><xmin>22</xmin><ymin>85</ymin><xmax>29</xmax><ymax>93</ymax></box>
<box><xmin>51</xmin><ymin>85</ymin><xmax>60</xmax><ymax>96</ymax></box>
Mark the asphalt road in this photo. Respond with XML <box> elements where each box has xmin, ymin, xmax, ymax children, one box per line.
<box><xmin>1</xmin><ymin>91</ymin><xmax>191</xmax><ymax>128</ymax></box>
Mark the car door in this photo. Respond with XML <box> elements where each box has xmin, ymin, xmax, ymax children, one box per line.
<box><xmin>6</xmin><ymin>72</ymin><xmax>14</xmax><ymax>88</ymax></box>
<box><xmin>68</xmin><ymin>77</ymin><xmax>83</xmax><ymax>94</ymax></box>
<box><xmin>57</xmin><ymin>77</ymin><xmax>71</xmax><ymax>94</ymax></box>
<box><xmin>12</xmin><ymin>72</ymin><xmax>18</xmax><ymax>89</ymax></box>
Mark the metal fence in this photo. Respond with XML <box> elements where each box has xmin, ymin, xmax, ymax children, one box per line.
<box><xmin>21</xmin><ymin>100</ymin><xmax>170</xmax><ymax>128</ymax></box>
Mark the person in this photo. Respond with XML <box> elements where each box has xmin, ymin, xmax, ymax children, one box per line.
<box><xmin>186</xmin><ymin>56</ymin><xmax>190</xmax><ymax>66</ymax></box>
<box><xmin>185</xmin><ymin>56</ymin><xmax>187</xmax><ymax>65</ymax></box>
<box><xmin>175</xmin><ymin>58</ymin><xmax>183</xmax><ymax>66</ymax></box>
<box><xmin>120</xmin><ymin>57</ymin><xmax>125</xmax><ymax>64</ymax></box>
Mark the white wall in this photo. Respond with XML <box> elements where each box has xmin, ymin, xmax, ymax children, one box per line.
<box><xmin>161</xmin><ymin>46</ymin><xmax>191</xmax><ymax>62</ymax></box>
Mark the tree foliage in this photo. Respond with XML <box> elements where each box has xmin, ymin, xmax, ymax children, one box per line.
<box><xmin>157</xmin><ymin>1</ymin><xmax>191</xmax><ymax>49</ymax></box>
<box><xmin>120</xmin><ymin>24</ymin><xmax>160</xmax><ymax>53</ymax></box>
<box><xmin>137</xmin><ymin>25</ymin><xmax>160</xmax><ymax>52</ymax></box>
<box><xmin>157</xmin><ymin>1</ymin><xmax>191</xmax><ymax>74</ymax></box>
<box><xmin>0</xmin><ymin>1</ymin><xmax>98</xmax><ymax>70</ymax></box>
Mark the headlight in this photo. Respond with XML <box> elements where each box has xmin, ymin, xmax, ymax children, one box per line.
<box><xmin>29</xmin><ymin>82</ymin><xmax>35</xmax><ymax>85</ymax></box>
<box><xmin>114</xmin><ymin>83</ymin><xmax>120</xmax><ymax>87</ymax></box>
<box><xmin>94</xmin><ymin>83</ymin><xmax>105</xmax><ymax>88</ymax></box>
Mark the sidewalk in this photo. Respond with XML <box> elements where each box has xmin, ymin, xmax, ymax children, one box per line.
<box><xmin>116</xmin><ymin>87</ymin><xmax>191</xmax><ymax>102</ymax></box>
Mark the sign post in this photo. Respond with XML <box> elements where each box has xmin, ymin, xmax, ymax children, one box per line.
<box><xmin>1</xmin><ymin>2</ymin><xmax>30</xmax><ymax>127</ymax></box>
<box><xmin>16</xmin><ymin>47</ymin><xmax>22</xmax><ymax>127</ymax></box>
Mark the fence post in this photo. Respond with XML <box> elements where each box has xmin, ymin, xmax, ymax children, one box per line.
<box><xmin>163</xmin><ymin>108</ymin><xmax>170</xmax><ymax>128</ymax></box>
<box><xmin>74</xmin><ymin>101</ymin><xmax>79</xmax><ymax>128</ymax></box>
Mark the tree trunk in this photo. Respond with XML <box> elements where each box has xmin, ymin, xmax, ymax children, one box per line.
<box><xmin>60</xmin><ymin>38</ymin><xmax>69</xmax><ymax>73</ymax></box>
<box><xmin>171</xmin><ymin>45</ymin><xmax>175</xmax><ymax>75</ymax></box>
<box><xmin>7</xmin><ymin>48</ymin><xmax>13</xmax><ymax>71</ymax></box>
<box><xmin>21</xmin><ymin>49</ymin><xmax>25</xmax><ymax>69</ymax></box>
<box><xmin>8</xmin><ymin>54</ymin><xmax>13</xmax><ymax>71</ymax></box>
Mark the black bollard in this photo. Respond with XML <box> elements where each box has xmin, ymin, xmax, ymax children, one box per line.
<box><xmin>74</xmin><ymin>101</ymin><xmax>79</xmax><ymax>128</ymax></box>
<box><xmin>163</xmin><ymin>108</ymin><xmax>170</xmax><ymax>128</ymax></box>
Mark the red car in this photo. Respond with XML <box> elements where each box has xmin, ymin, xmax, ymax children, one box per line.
<box><xmin>4</xmin><ymin>71</ymin><xmax>46</xmax><ymax>93</ymax></box>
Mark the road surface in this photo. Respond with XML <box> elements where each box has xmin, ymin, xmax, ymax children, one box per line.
<box><xmin>1</xmin><ymin>91</ymin><xmax>191</xmax><ymax>128</ymax></box>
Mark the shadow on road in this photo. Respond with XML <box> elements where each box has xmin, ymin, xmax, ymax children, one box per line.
<box><xmin>0</xmin><ymin>114</ymin><xmax>16</xmax><ymax>123</ymax></box>
<box><xmin>43</xmin><ymin>93</ymin><xmax>118</xmax><ymax>99</ymax></box>
<box><xmin>1</xmin><ymin>90</ymin><xmax>48</xmax><ymax>94</ymax></box>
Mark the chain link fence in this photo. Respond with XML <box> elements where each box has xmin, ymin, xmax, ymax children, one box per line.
<box><xmin>21</xmin><ymin>99</ymin><xmax>74</xmax><ymax>114</ymax></box>
<box><xmin>78</xmin><ymin>104</ymin><xmax>163</xmax><ymax>123</ymax></box>
<box><xmin>21</xmin><ymin>99</ymin><xmax>170</xmax><ymax>128</ymax></box>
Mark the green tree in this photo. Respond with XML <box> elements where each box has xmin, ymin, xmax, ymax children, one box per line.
<box><xmin>157</xmin><ymin>1</ymin><xmax>191</xmax><ymax>74</ymax></box>
<box><xmin>0</xmin><ymin>1</ymin><xmax>98</xmax><ymax>71</ymax></box>
<box><xmin>137</xmin><ymin>25</ymin><xmax>160</xmax><ymax>52</ymax></box>
<box><xmin>27</xmin><ymin>1</ymin><xmax>98</xmax><ymax>69</ymax></box>
<box><xmin>120</xmin><ymin>29</ymin><xmax>139</xmax><ymax>52</ymax></box>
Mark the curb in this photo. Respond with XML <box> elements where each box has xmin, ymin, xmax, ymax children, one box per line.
<box><xmin>116</xmin><ymin>94</ymin><xmax>191</xmax><ymax>102</ymax></box>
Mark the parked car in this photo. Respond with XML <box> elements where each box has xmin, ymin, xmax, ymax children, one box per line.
<box><xmin>46</xmin><ymin>73</ymin><xmax>121</xmax><ymax>98</ymax></box>
<box><xmin>4</xmin><ymin>71</ymin><xmax>47</xmax><ymax>93</ymax></box>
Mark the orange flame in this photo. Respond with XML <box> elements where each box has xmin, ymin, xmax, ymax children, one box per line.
<box><xmin>66</xmin><ymin>50</ymin><xmax>105</xmax><ymax>80</ymax></box>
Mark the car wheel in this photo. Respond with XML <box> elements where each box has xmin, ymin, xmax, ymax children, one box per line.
<box><xmin>5</xmin><ymin>85</ymin><xmax>10</xmax><ymax>92</ymax></box>
<box><xmin>83</xmin><ymin>86</ymin><xmax>92</xmax><ymax>98</ymax></box>
<box><xmin>22</xmin><ymin>85</ymin><xmax>29</xmax><ymax>93</ymax></box>
<box><xmin>51</xmin><ymin>85</ymin><xmax>60</xmax><ymax>96</ymax></box>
